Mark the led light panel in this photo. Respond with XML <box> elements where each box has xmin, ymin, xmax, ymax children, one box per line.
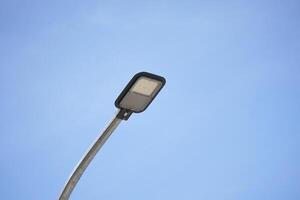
<box><xmin>131</xmin><ymin>77</ymin><xmax>160</xmax><ymax>96</ymax></box>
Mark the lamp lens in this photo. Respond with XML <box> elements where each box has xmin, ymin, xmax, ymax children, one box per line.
<box><xmin>131</xmin><ymin>77</ymin><xmax>160</xmax><ymax>96</ymax></box>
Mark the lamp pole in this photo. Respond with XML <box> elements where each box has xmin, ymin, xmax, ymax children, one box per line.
<box><xmin>59</xmin><ymin>110</ymin><xmax>123</xmax><ymax>200</ymax></box>
<box><xmin>58</xmin><ymin>72</ymin><xmax>165</xmax><ymax>200</ymax></box>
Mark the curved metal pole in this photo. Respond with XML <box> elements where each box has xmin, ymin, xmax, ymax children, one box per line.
<box><xmin>59</xmin><ymin>112</ymin><xmax>122</xmax><ymax>200</ymax></box>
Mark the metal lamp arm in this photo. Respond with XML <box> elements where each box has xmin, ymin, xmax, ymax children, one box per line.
<box><xmin>59</xmin><ymin>111</ymin><xmax>122</xmax><ymax>200</ymax></box>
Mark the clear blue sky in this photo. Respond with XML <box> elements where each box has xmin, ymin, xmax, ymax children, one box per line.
<box><xmin>1</xmin><ymin>0</ymin><xmax>300</xmax><ymax>199</ymax></box>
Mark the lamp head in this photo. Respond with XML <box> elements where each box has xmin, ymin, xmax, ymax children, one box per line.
<box><xmin>115</xmin><ymin>72</ymin><xmax>166</xmax><ymax>120</ymax></box>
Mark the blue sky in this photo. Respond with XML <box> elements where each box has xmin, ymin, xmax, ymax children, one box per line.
<box><xmin>1</xmin><ymin>0</ymin><xmax>300</xmax><ymax>199</ymax></box>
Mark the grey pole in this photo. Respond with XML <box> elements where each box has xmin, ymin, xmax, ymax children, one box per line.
<box><xmin>59</xmin><ymin>111</ymin><xmax>122</xmax><ymax>200</ymax></box>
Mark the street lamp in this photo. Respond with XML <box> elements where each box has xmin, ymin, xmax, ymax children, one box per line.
<box><xmin>59</xmin><ymin>72</ymin><xmax>166</xmax><ymax>200</ymax></box>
